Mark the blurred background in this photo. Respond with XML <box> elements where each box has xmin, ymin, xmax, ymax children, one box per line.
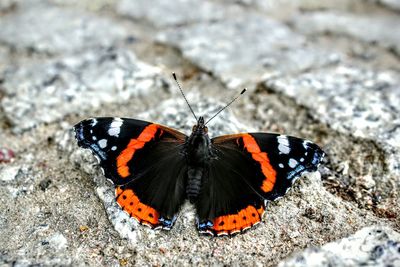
<box><xmin>0</xmin><ymin>0</ymin><xmax>399</xmax><ymax>266</ymax></box>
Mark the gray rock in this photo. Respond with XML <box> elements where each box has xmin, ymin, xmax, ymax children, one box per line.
<box><xmin>265</xmin><ymin>66</ymin><xmax>400</xmax><ymax>176</ymax></box>
<box><xmin>293</xmin><ymin>11</ymin><xmax>400</xmax><ymax>56</ymax></box>
<box><xmin>379</xmin><ymin>0</ymin><xmax>400</xmax><ymax>11</ymax></box>
<box><xmin>0</xmin><ymin>0</ymin><xmax>16</xmax><ymax>12</ymax></box>
<box><xmin>157</xmin><ymin>14</ymin><xmax>340</xmax><ymax>89</ymax></box>
<box><xmin>217</xmin><ymin>0</ymin><xmax>363</xmax><ymax>14</ymax></box>
<box><xmin>0</xmin><ymin>3</ymin><xmax>127</xmax><ymax>54</ymax></box>
<box><xmin>278</xmin><ymin>226</ymin><xmax>400</xmax><ymax>267</ymax></box>
<box><xmin>1</xmin><ymin>0</ymin><xmax>399</xmax><ymax>266</ymax></box>
<box><xmin>1</xmin><ymin>48</ymin><xmax>165</xmax><ymax>132</ymax></box>
<box><xmin>0</xmin><ymin>165</ymin><xmax>20</xmax><ymax>182</ymax></box>
<box><xmin>117</xmin><ymin>0</ymin><xmax>240</xmax><ymax>27</ymax></box>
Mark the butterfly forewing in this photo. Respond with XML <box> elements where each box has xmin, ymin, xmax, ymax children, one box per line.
<box><xmin>74</xmin><ymin>117</ymin><xmax>188</xmax><ymax>229</ymax></box>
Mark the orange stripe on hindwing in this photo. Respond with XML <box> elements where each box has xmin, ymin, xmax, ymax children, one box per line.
<box><xmin>116</xmin><ymin>124</ymin><xmax>159</xmax><ymax>178</ymax></box>
<box><xmin>242</xmin><ymin>134</ymin><xmax>277</xmax><ymax>192</ymax></box>
<box><xmin>212</xmin><ymin>205</ymin><xmax>265</xmax><ymax>234</ymax></box>
<box><xmin>116</xmin><ymin>186</ymin><xmax>160</xmax><ymax>226</ymax></box>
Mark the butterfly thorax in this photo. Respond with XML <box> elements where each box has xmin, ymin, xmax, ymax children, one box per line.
<box><xmin>185</xmin><ymin>117</ymin><xmax>211</xmax><ymax>203</ymax></box>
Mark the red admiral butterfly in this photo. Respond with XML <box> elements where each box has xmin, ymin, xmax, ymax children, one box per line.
<box><xmin>74</xmin><ymin>73</ymin><xmax>324</xmax><ymax>236</ymax></box>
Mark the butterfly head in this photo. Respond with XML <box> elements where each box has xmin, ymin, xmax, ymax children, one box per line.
<box><xmin>192</xmin><ymin>116</ymin><xmax>208</xmax><ymax>135</ymax></box>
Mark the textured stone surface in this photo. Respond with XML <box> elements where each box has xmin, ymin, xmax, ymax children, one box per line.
<box><xmin>1</xmin><ymin>0</ymin><xmax>399</xmax><ymax>266</ymax></box>
<box><xmin>0</xmin><ymin>0</ymin><xmax>17</xmax><ymax>12</ymax></box>
<box><xmin>0</xmin><ymin>3</ymin><xmax>126</xmax><ymax>54</ymax></box>
<box><xmin>265</xmin><ymin>66</ymin><xmax>400</xmax><ymax>174</ymax></box>
<box><xmin>117</xmin><ymin>0</ymin><xmax>240</xmax><ymax>27</ymax></box>
<box><xmin>293</xmin><ymin>11</ymin><xmax>400</xmax><ymax>56</ymax></box>
<box><xmin>264</xmin><ymin>66</ymin><xmax>400</xmax><ymax>146</ymax></box>
<box><xmin>1</xmin><ymin>48</ymin><xmax>164</xmax><ymax>132</ymax></box>
<box><xmin>218</xmin><ymin>0</ymin><xmax>364</xmax><ymax>14</ymax></box>
<box><xmin>279</xmin><ymin>226</ymin><xmax>400</xmax><ymax>267</ymax></box>
<box><xmin>380</xmin><ymin>0</ymin><xmax>400</xmax><ymax>11</ymax></box>
<box><xmin>157</xmin><ymin>14</ymin><xmax>340</xmax><ymax>89</ymax></box>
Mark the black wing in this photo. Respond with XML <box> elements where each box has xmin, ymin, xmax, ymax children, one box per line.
<box><xmin>195</xmin><ymin>133</ymin><xmax>324</xmax><ymax>236</ymax></box>
<box><xmin>74</xmin><ymin>117</ymin><xmax>188</xmax><ymax>229</ymax></box>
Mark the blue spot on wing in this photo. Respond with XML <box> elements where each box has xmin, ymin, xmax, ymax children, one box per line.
<box><xmin>89</xmin><ymin>143</ymin><xmax>107</xmax><ymax>161</ymax></box>
<box><xmin>287</xmin><ymin>165</ymin><xmax>305</xmax><ymax>180</ymax></box>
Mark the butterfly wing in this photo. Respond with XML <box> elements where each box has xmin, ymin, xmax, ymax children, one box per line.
<box><xmin>195</xmin><ymin>133</ymin><xmax>324</xmax><ymax>236</ymax></box>
<box><xmin>74</xmin><ymin>117</ymin><xmax>188</xmax><ymax>229</ymax></box>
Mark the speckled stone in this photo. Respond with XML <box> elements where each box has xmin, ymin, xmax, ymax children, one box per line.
<box><xmin>278</xmin><ymin>226</ymin><xmax>400</xmax><ymax>267</ymax></box>
<box><xmin>117</xmin><ymin>0</ymin><xmax>240</xmax><ymax>27</ymax></box>
<box><xmin>1</xmin><ymin>0</ymin><xmax>399</xmax><ymax>266</ymax></box>
<box><xmin>293</xmin><ymin>11</ymin><xmax>400</xmax><ymax>56</ymax></box>
<box><xmin>0</xmin><ymin>0</ymin><xmax>16</xmax><ymax>12</ymax></box>
<box><xmin>264</xmin><ymin>66</ymin><xmax>400</xmax><ymax>175</ymax></box>
<box><xmin>217</xmin><ymin>0</ymin><xmax>362</xmax><ymax>14</ymax></box>
<box><xmin>379</xmin><ymin>0</ymin><xmax>400</xmax><ymax>11</ymax></box>
<box><xmin>0</xmin><ymin>165</ymin><xmax>20</xmax><ymax>182</ymax></box>
<box><xmin>157</xmin><ymin>14</ymin><xmax>340</xmax><ymax>89</ymax></box>
<box><xmin>0</xmin><ymin>3</ymin><xmax>127</xmax><ymax>54</ymax></box>
<box><xmin>1</xmin><ymin>48</ymin><xmax>165</xmax><ymax>132</ymax></box>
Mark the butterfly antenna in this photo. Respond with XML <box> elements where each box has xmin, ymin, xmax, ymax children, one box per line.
<box><xmin>173</xmin><ymin>72</ymin><xmax>198</xmax><ymax>121</ymax></box>
<box><xmin>205</xmin><ymin>88</ymin><xmax>247</xmax><ymax>125</ymax></box>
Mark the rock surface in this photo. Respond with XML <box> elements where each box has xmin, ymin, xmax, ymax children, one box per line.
<box><xmin>157</xmin><ymin>14</ymin><xmax>340</xmax><ymax>89</ymax></box>
<box><xmin>0</xmin><ymin>3</ymin><xmax>127</xmax><ymax>54</ymax></box>
<box><xmin>279</xmin><ymin>226</ymin><xmax>400</xmax><ymax>267</ymax></box>
<box><xmin>1</xmin><ymin>48</ymin><xmax>165</xmax><ymax>132</ymax></box>
<box><xmin>293</xmin><ymin>11</ymin><xmax>400</xmax><ymax>56</ymax></box>
<box><xmin>0</xmin><ymin>0</ymin><xmax>399</xmax><ymax>266</ymax></box>
<box><xmin>117</xmin><ymin>0</ymin><xmax>240</xmax><ymax>27</ymax></box>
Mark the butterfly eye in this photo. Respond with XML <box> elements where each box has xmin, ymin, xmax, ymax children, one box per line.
<box><xmin>192</xmin><ymin>125</ymin><xmax>197</xmax><ymax>131</ymax></box>
<box><xmin>204</xmin><ymin>127</ymin><xmax>208</xmax><ymax>133</ymax></box>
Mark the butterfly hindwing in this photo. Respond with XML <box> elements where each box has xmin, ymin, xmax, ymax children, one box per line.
<box><xmin>194</xmin><ymin>133</ymin><xmax>324</xmax><ymax>236</ymax></box>
<box><xmin>195</xmin><ymin>163</ymin><xmax>266</xmax><ymax>236</ymax></box>
<box><xmin>74</xmin><ymin>117</ymin><xmax>188</xmax><ymax>229</ymax></box>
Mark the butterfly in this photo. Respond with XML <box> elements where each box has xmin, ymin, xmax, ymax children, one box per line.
<box><xmin>74</xmin><ymin>74</ymin><xmax>324</xmax><ymax>236</ymax></box>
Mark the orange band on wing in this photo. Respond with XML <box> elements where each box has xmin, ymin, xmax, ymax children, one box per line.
<box><xmin>212</xmin><ymin>205</ymin><xmax>265</xmax><ymax>234</ymax></box>
<box><xmin>116</xmin><ymin>186</ymin><xmax>160</xmax><ymax>226</ymax></box>
<box><xmin>116</xmin><ymin>124</ymin><xmax>159</xmax><ymax>178</ymax></box>
<box><xmin>242</xmin><ymin>134</ymin><xmax>277</xmax><ymax>193</ymax></box>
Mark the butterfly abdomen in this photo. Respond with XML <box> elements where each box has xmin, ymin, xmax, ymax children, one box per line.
<box><xmin>187</xmin><ymin>167</ymin><xmax>203</xmax><ymax>203</ymax></box>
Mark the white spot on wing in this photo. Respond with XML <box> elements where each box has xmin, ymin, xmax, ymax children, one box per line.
<box><xmin>90</xmin><ymin>118</ymin><xmax>97</xmax><ymax>126</ymax></box>
<box><xmin>92</xmin><ymin>136</ymin><xmax>97</xmax><ymax>141</ymax></box>
<box><xmin>277</xmin><ymin>135</ymin><xmax>290</xmax><ymax>154</ymax></box>
<box><xmin>303</xmin><ymin>140</ymin><xmax>311</xmax><ymax>149</ymax></box>
<box><xmin>111</xmin><ymin>146</ymin><xmax>117</xmax><ymax>151</ymax></box>
<box><xmin>279</xmin><ymin>163</ymin><xmax>284</xmax><ymax>168</ymax></box>
<box><xmin>98</xmin><ymin>139</ymin><xmax>107</xmax><ymax>149</ymax></box>
<box><xmin>108</xmin><ymin>118</ymin><xmax>123</xmax><ymax>137</ymax></box>
<box><xmin>288</xmin><ymin>158</ymin><xmax>298</xmax><ymax>168</ymax></box>
<box><xmin>300</xmin><ymin>158</ymin><xmax>304</xmax><ymax>162</ymax></box>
